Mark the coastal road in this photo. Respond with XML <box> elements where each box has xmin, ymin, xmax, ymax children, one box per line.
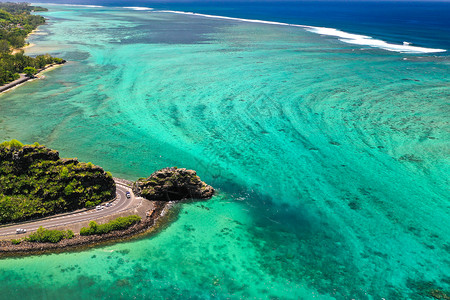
<box><xmin>0</xmin><ymin>74</ymin><xmax>29</xmax><ymax>93</ymax></box>
<box><xmin>0</xmin><ymin>182</ymin><xmax>139</xmax><ymax>237</ymax></box>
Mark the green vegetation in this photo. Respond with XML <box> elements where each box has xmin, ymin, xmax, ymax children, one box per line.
<box><xmin>25</xmin><ymin>226</ymin><xmax>74</xmax><ymax>243</ymax></box>
<box><xmin>11</xmin><ymin>238</ymin><xmax>21</xmax><ymax>245</ymax></box>
<box><xmin>0</xmin><ymin>140</ymin><xmax>116</xmax><ymax>224</ymax></box>
<box><xmin>0</xmin><ymin>53</ymin><xmax>65</xmax><ymax>84</ymax></box>
<box><xmin>0</xmin><ymin>3</ymin><xmax>47</xmax><ymax>49</ymax></box>
<box><xmin>134</xmin><ymin>167</ymin><xmax>214</xmax><ymax>201</ymax></box>
<box><xmin>3</xmin><ymin>138</ymin><xmax>23</xmax><ymax>148</ymax></box>
<box><xmin>0</xmin><ymin>3</ymin><xmax>48</xmax><ymax>15</ymax></box>
<box><xmin>80</xmin><ymin>215</ymin><xmax>141</xmax><ymax>236</ymax></box>
<box><xmin>0</xmin><ymin>3</ymin><xmax>65</xmax><ymax>85</ymax></box>
<box><xmin>23</xmin><ymin>66</ymin><xmax>36</xmax><ymax>77</ymax></box>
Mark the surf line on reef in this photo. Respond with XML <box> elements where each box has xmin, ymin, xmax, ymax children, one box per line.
<box><xmin>150</xmin><ymin>10</ymin><xmax>446</xmax><ymax>54</ymax></box>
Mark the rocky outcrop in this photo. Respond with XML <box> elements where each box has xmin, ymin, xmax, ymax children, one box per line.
<box><xmin>133</xmin><ymin>167</ymin><xmax>214</xmax><ymax>201</ymax></box>
<box><xmin>1</xmin><ymin>144</ymin><xmax>59</xmax><ymax>166</ymax></box>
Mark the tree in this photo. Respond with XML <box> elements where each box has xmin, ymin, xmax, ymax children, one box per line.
<box><xmin>0</xmin><ymin>39</ymin><xmax>10</xmax><ymax>53</ymax></box>
<box><xmin>23</xmin><ymin>66</ymin><xmax>37</xmax><ymax>77</ymax></box>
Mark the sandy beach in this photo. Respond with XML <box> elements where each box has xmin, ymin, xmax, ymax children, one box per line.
<box><xmin>10</xmin><ymin>28</ymin><xmax>42</xmax><ymax>54</ymax></box>
<box><xmin>1</xmin><ymin>24</ymin><xmax>63</xmax><ymax>94</ymax></box>
<box><xmin>11</xmin><ymin>43</ymin><xmax>36</xmax><ymax>55</ymax></box>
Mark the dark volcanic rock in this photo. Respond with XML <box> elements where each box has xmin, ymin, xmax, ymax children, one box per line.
<box><xmin>3</xmin><ymin>145</ymin><xmax>59</xmax><ymax>171</ymax></box>
<box><xmin>133</xmin><ymin>167</ymin><xmax>214</xmax><ymax>201</ymax></box>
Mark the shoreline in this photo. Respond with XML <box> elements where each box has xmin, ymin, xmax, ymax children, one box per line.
<box><xmin>0</xmin><ymin>62</ymin><xmax>65</xmax><ymax>95</ymax></box>
<box><xmin>0</xmin><ymin>148</ymin><xmax>214</xmax><ymax>257</ymax></box>
<box><xmin>11</xmin><ymin>42</ymin><xmax>36</xmax><ymax>55</ymax></box>
<box><xmin>11</xmin><ymin>28</ymin><xmax>41</xmax><ymax>54</ymax></box>
<box><xmin>0</xmin><ymin>201</ymin><xmax>176</xmax><ymax>258</ymax></box>
<box><xmin>0</xmin><ymin>22</ymin><xmax>64</xmax><ymax>95</ymax></box>
<box><xmin>11</xmin><ymin>28</ymin><xmax>40</xmax><ymax>55</ymax></box>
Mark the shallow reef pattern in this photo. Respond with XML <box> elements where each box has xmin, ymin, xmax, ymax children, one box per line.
<box><xmin>0</xmin><ymin>5</ymin><xmax>448</xmax><ymax>299</ymax></box>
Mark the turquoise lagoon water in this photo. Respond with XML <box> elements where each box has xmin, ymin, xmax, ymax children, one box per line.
<box><xmin>0</xmin><ymin>5</ymin><xmax>449</xmax><ymax>299</ymax></box>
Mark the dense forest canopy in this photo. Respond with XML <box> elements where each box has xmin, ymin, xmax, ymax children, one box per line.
<box><xmin>0</xmin><ymin>2</ymin><xmax>47</xmax><ymax>49</ymax></box>
<box><xmin>0</xmin><ymin>2</ymin><xmax>64</xmax><ymax>85</ymax></box>
<box><xmin>0</xmin><ymin>140</ymin><xmax>116</xmax><ymax>224</ymax></box>
<box><xmin>0</xmin><ymin>2</ymin><xmax>48</xmax><ymax>14</ymax></box>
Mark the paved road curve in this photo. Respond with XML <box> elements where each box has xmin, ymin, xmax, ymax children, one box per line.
<box><xmin>0</xmin><ymin>182</ymin><xmax>136</xmax><ymax>237</ymax></box>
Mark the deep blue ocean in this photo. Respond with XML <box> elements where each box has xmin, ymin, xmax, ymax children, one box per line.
<box><xmin>32</xmin><ymin>0</ymin><xmax>450</xmax><ymax>52</ymax></box>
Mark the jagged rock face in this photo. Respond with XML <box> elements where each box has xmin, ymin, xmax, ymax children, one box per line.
<box><xmin>134</xmin><ymin>167</ymin><xmax>214</xmax><ymax>201</ymax></box>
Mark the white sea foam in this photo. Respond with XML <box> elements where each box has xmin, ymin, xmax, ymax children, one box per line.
<box><xmin>123</xmin><ymin>7</ymin><xmax>153</xmax><ymax>11</ymax></box>
<box><xmin>304</xmin><ymin>26</ymin><xmax>446</xmax><ymax>53</ymax></box>
<box><xmin>153</xmin><ymin>10</ymin><xmax>446</xmax><ymax>54</ymax></box>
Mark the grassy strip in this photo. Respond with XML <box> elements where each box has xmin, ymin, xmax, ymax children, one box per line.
<box><xmin>80</xmin><ymin>215</ymin><xmax>141</xmax><ymax>236</ymax></box>
<box><xmin>24</xmin><ymin>226</ymin><xmax>74</xmax><ymax>243</ymax></box>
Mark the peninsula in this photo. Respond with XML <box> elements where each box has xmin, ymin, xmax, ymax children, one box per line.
<box><xmin>0</xmin><ymin>140</ymin><xmax>214</xmax><ymax>256</ymax></box>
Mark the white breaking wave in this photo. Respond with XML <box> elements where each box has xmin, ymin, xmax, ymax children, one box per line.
<box><xmin>304</xmin><ymin>27</ymin><xmax>446</xmax><ymax>53</ymax></box>
<box><xmin>152</xmin><ymin>10</ymin><xmax>446</xmax><ymax>54</ymax></box>
<box><xmin>123</xmin><ymin>7</ymin><xmax>153</xmax><ymax>11</ymax></box>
